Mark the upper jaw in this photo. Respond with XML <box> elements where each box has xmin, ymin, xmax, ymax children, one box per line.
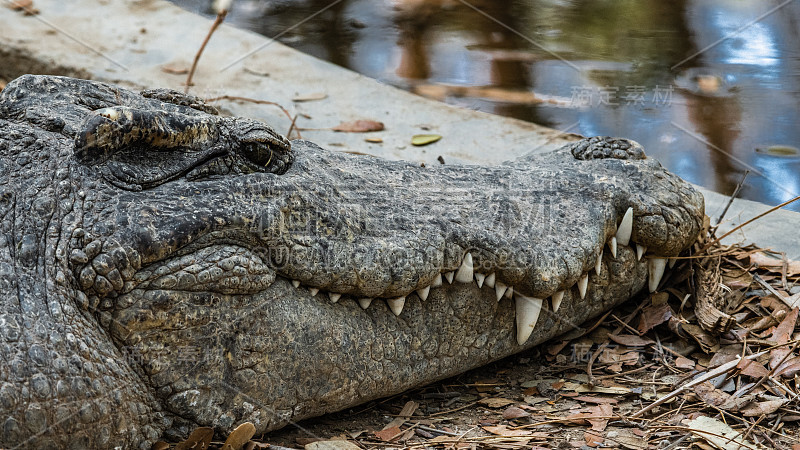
<box><xmin>100</xmin><ymin>139</ymin><xmax>702</xmax><ymax>344</ymax></box>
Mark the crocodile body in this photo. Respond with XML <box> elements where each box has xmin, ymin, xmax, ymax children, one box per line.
<box><xmin>0</xmin><ymin>75</ymin><xmax>704</xmax><ymax>448</ymax></box>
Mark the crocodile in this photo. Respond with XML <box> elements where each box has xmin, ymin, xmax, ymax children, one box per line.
<box><xmin>0</xmin><ymin>75</ymin><xmax>704</xmax><ymax>449</ymax></box>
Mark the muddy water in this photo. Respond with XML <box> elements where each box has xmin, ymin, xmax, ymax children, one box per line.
<box><xmin>171</xmin><ymin>0</ymin><xmax>800</xmax><ymax>211</ymax></box>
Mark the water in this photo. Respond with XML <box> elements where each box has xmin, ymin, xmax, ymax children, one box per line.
<box><xmin>170</xmin><ymin>0</ymin><xmax>800</xmax><ymax>211</ymax></box>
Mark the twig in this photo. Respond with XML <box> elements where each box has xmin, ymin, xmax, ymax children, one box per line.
<box><xmin>205</xmin><ymin>95</ymin><xmax>296</xmax><ymax>126</ymax></box>
<box><xmin>700</xmin><ymin>195</ymin><xmax>800</xmax><ymax>252</ymax></box>
<box><xmin>632</xmin><ymin>350</ymin><xmax>768</xmax><ymax>418</ymax></box>
<box><xmin>185</xmin><ymin>9</ymin><xmax>228</xmax><ymax>93</ymax></box>
<box><xmin>716</xmin><ymin>170</ymin><xmax>750</xmax><ymax>225</ymax></box>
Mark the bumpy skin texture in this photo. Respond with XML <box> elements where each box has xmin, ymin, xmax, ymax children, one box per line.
<box><xmin>0</xmin><ymin>75</ymin><xmax>704</xmax><ymax>449</ymax></box>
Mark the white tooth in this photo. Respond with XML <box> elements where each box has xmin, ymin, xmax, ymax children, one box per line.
<box><xmin>495</xmin><ymin>281</ymin><xmax>508</xmax><ymax>301</ymax></box>
<box><xmin>455</xmin><ymin>253</ymin><xmax>474</xmax><ymax>283</ymax></box>
<box><xmin>504</xmin><ymin>286</ymin><xmax>514</xmax><ymax>299</ymax></box>
<box><xmin>607</xmin><ymin>236</ymin><xmax>617</xmax><ymax>258</ymax></box>
<box><xmin>358</xmin><ymin>298</ymin><xmax>373</xmax><ymax>309</ymax></box>
<box><xmin>387</xmin><ymin>297</ymin><xmax>406</xmax><ymax>316</ymax></box>
<box><xmin>595</xmin><ymin>250</ymin><xmax>603</xmax><ymax>276</ymax></box>
<box><xmin>431</xmin><ymin>274</ymin><xmax>443</xmax><ymax>287</ymax></box>
<box><xmin>329</xmin><ymin>293</ymin><xmax>341</xmax><ymax>303</ymax></box>
<box><xmin>636</xmin><ymin>244</ymin><xmax>647</xmax><ymax>261</ymax></box>
<box><xmin>292</xmin><ymin>280</ymin><xmax>300</xmax><ymax>288</ymax></box>
<box><xmin>309</xmin><ymin>288</ymin><xmax>319</xmax><ymax>296</ymax></box>
<box><xmin>416</xmin><ymin>286</ymin><xmax>430</xmax><ymax>301</ymax></box>
<box><xmin>668</xmin><ymin>258</ymin><xmax>677</xmax><ymax>269</ymax></box>
<box><xmin>444</xmin><ymin>271</ymin><xmax>455</xmax><ymax>284</ymax></box>
<box><xmin>515</xmin><ymin>294</ymin><xmax>544</xmax><ymax>345</ymax></box>
<box><xmin>551</xmin><ymin>291</ymin><xmax>565</xmax><ymax>312</ymax></box>
<box><xmin>475</xmin><ymin>273</ymin><xmax>486</xmax><ymax>288</ymax></box>
<box><xmin>578</xmin><ymin>273</ymin><xmax>589</xmax><ymax>299</ymax></box>
<box><xmin>616</xmin><ymin>207</ymin><xmax>633</xmax><ymax>246</ymax></box>
<box><xmin>649</xmin><ymin>258</ymin><xmax>667</xmax><ymax>292</ymax></box>
<box><xmin>485</xmin><ymin>273</ymin><xmax>496</xmax><ymax>288</ymax></box>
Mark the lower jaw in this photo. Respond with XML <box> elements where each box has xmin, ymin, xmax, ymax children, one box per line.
<box><xmin>116</xmin><ymin>248</ymin><xmax>646</xmax><ymax>436</ymax></box>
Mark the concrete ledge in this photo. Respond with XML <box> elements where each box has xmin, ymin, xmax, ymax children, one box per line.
<box><xmin>2</xmin><ymin>0</ymin><xmax>797</xmax><ymax>257</ymax></box>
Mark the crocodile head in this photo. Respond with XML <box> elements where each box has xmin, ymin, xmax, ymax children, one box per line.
<box><xmin>0</xmin><ymin>75</ymin><xmax>704</xmax><ymax>448</ymax></box>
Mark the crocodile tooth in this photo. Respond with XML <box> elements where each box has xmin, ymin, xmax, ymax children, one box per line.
<box><xmin>358</xmin><ymin>298</ymin><xmax>373</xmax><ymax>309</ymax></box>
<box><xmin>578</xmin><ymin>273</ymin><xmax>589</xmax><ymax>299</ymax></box>
<box><xmin>485</xmin><ymin>273</ymin><xmax>496</xmax><ymax>288</ymax></box>
<box><xmin>309</xmin><ymin>288</ymin><xmax>319</xmax><ymax>296</ymax></box>
<box><xmin>607</xmin><ymin>236</ymin><xmax>617</xmax><ymax>258</ymax></box>
<box><xmin>636</xmin><ymin>244</ymin><xmax>647</xmax><ymax>261</ymax></box>
<box><xmin>504</xmin><ymin>286</ymin><xmax>514</xmax><ymax>299</ymax></box>
<box><xmin>387</xmin><ymin>297</ymin><xmax>406</xmax><ymax>316</ymax></box>
<box><xmin>475</xmin><ymin>273</ymin><xmax>486</xmax><ymax>288</ymax></box>
<box><xmin>668</xmin><ymin>258</ymin><xmax>677</xmax><ymax>269</ymax></box>
<box><xmin>444</xmin><ymin>271</ymin><xmax>455</xmax><ymax>284</ymax></box>
<box><xmin>648</xmin><ymin>258</ymin><xmax>667</xmax><ymax>292</ymax></box>
<box><xmin>515</xmin><ymin>294</ymin><xmax>544</xmax><ymax>345</ymax></box>
<box><xmin>595</xmin><ymin>250</ymin><xmax>603</xmax><ymax>276</ymax></box>
<box><xmin>455</xmin><ymin>252</ymin><xmax>474</xmax><ymax>283</ymax></box>
<box><xmin>495</xmin><ymin>281</ymin><xmax>508</xmax><ymax>301</ymax></box>
<box><xmin>616</xmin><ymin>207</ymin><xmax>633</xmax><ymax>246</ymax></box>
<box><xmin>552</xmin><ymin>290</ymin><xmax>565</xmax><ymax>312</ymax></box>
<box><xmin>329</xmin><ymin>293</ymin><xmax>341</xmax><ymax>303</ymax></box>
<box><xmin>431</xmin><ymin>274</ymin><xmax>443</xmax><ymax>287</ymax></box>
<box><xmin>417</xmin><ymin>286</ymin><xmax>430</xmax><ymax>301</ymax></box>
<box><xmin>292</xmin><ymin>280</ymin><xmax>300</xmax><ymax>288</ymax></box>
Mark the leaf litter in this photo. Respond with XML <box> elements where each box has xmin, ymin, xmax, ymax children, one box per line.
<box><xmin>151</xmin><ymin>207</ymin><xmax>800</xmax><ymax>448</ymax></box>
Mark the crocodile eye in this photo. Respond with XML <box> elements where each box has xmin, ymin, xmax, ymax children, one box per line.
<box><xmin>241</xmin><ymin>141</ymin><xmax>274</xmax><ymax>168</ymax></box>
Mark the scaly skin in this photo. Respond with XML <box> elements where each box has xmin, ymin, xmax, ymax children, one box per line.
<box><xmin>0</xmin><ymin>75</ymin><xmax>704</xmax><ymax>449</ymax></box>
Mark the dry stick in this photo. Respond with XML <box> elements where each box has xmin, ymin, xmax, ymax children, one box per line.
<box><xmin>716</xmin><ymin>170</ymin><xmax>750</xmax><ymax>225</ymax></box>
<box><xmin>742</xmin><ymin>339</ymin><xmax>800</xmax><ymax>398</ymax></box>
<box><xmin>700</xmin><ymin>194</ymin><xmax>800</xmax><ymax>253</ymax></box>
<box><xmin>631</xmin><ymin>350</ymin><xmax>769</xmax><ymax>418</ymax></box>
<box><xmin>185</xmin><ymin>9</ymin><xmax>228</xmax><ymax>93</ymax></box>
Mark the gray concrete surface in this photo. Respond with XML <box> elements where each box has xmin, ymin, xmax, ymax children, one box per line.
<box><xmin>1</xmin><ymin>0</ymin><xmax>797</xmax><ymax>258</ymax></box>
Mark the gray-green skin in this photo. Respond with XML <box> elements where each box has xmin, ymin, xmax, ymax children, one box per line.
<box><xmin>0</xmin><ymin>75</ymin><xmax>704</xmax><ymax>449</ymax></box>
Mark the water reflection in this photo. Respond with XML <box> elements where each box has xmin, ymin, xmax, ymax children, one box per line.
<box><xmin>170</xmin><ymin>0</ymin><xmax>800</xmax><ymax>211</ymax></box>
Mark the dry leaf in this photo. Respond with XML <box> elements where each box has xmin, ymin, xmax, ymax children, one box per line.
<box><xmin>374</xmin><ymin>426</ymin><xmax>402</xmax><ymax>442</ymax></box>
<box><xmin>478</xmin><ymin>397</ymin><xmax>516</xmax><ymax>408</ymax></box>
<box><xmin>293</xmin><ymin>92</ymin><xmax>327</xmax><ymax>102</ymax></box>
<box><xmin>584</xmin><ymin>430</ymin><xmax>604</xmax><ymax>447</ymax></box>
<box><xmin>686</xmin><ymin>416</ymin><xmax>759</xmax><ymax>449</ymax></box>
<box><xmin>675</xmin><ymin>356</ymin><xmax>695</xmax><ymax>369</ymax></box>
<box><xmin>411</xmin><ymin>134</ymin><xmax>442</xmax><ymax>146</ymax></box>
<box><xmin>175</xmin><ymin>427</ymin><xmax>213</xmax><ymax>450</ymax></box>
<box><xmin>750</xmin><ymin>252</ymin><xmax>800</xmax><ymax>276</ymax></box>
<box><xmin>222</xmin><ymin>422</ymin><xmax>256</xmax><ymax>450</ymax></box>
<box><xmin>305</xmin><ymin>440</ymin><xmax>361</xmax><ymax>450</ymax></box>
<box><xmin>365</xmin><ymin>137</ymin><xmax>383</xmax><ymax>143</ymax></box>
<box><xmin>573</xmin><ymin>396</ymin><xmax>617</xmax><ymax>404</ymax></box>
<box><xmin>482</xmin><ymin>425</ymin><xmax>532</xmax><ymax>437</ymax></box>
<box><xmin>502</xmin><ymin>406</ymin><xmax>530</xmax><ymax>419</ymax></box>
<box><xmin>332</xmin><ymin>120</ymin><xmax>384</xmax><ymax>133</ymax></box>
<box><xmin>161</xmin><ymin>64</ymin><xmax>189</xmax><ymax>75</ymax></box>
<box><xmin>587</xmin><ymin>404</ymin><xmax>613</xmax><ymax>431</ymax></box>
<box><xmin>607</xmin><ymin>334</ymin><xmax>654</xmax><ymax>347</ymax></box>
<box><xmin>737</xmin><ymin>358</ymin><xmax>769</xmax><ymax>378</ymax></box>
<box><xmin>740</xmin><ymin>399</ymin><xmax>787</xmax><ymax>417</ymax></box>
<box><xmin>638</xmin><ymin>303</ymin><xmax>673</xmax><ymax>333</ymax></box>
<box><xmin>693</xmin><ymin>382</ymin><xmax>731</xmax><ymax>408</ymax></box>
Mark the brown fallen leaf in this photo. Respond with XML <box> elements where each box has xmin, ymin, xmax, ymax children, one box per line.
<box><xmin>587</xmin><ymin>404</ymin><xmax>613</xmax><ymax>432</ymax></box>
<box><xmin>162</xmin><ymin>64</ymin><xmax>190</xmax><ymax>75</ymax></box>
<box><xmin>482</xmin><ymin>425</ymin><xmax>532</xmax><ymax>437</ymax></box>
<box><xmin>584</xmin><ymin>430</ymin><xmax>604</xmax><ymax>447</ymax></box>
<box><xmin>693</xmin><ymin>382</ymin><xmax>732</xmax><ymax>408</ymax></box>
<box><xmin>573</xmin><ymin>396</ymin><xmax>617</xmax><ymax>404</ymax></box>
<box><xmin>607</xmin><ymin>334</ymin><xmax>654</xmax><ymax>347</ymax></box>
<box><xmin>175</xmin><ymin>427</ymin><xmax>213</xmax><ymax>450</ymax></box>
<box><xmin>638</xmin><ymin>303</ymin><xmax>673</xmax><ymax>333</ymax></box>
<box><xmin>374</xmin><ymin>426</ymin><xmax>402</xmax><ymax>442</ymax></box>
<box><xmin>740</xmin><ymin>399</ymin><xmax>787</xmax><ymax>417</ymax></box>
<box><xmin>750</xmin><ymin>252</ymin><xmax>800</xmax><ymax>276</ymax></box>
<box><xmin>502</xmin><ymin>406</ymin><xmax>530</xmax><ymax>419</ymax></box>
<box><xmin>305</xmin><ymin>440</ymin><xmax>362</xmax><ymax>450</ymax></box>
<box><xmin>478</xmin><ymin>397</ymin><xmax>516</xmax><ymax>408</ymax></box>
<box><xmin>332</xmin><ymin>120</ymin><xmax>384</xmax><ymax>133</ymax></box>
<box><xmin>222</xmin><ymin>422</ymin><xmax>256</xmax><ymax>450</ymax></box>
<box><xmin>675</xmin><ymin>356</ymin><xmax>695</xmax><ymax>369</ymax></box>
<box><xmin>737</xmin><ymin>358</ymin><xmax>770</xmax><ymax>378</ymax></box>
